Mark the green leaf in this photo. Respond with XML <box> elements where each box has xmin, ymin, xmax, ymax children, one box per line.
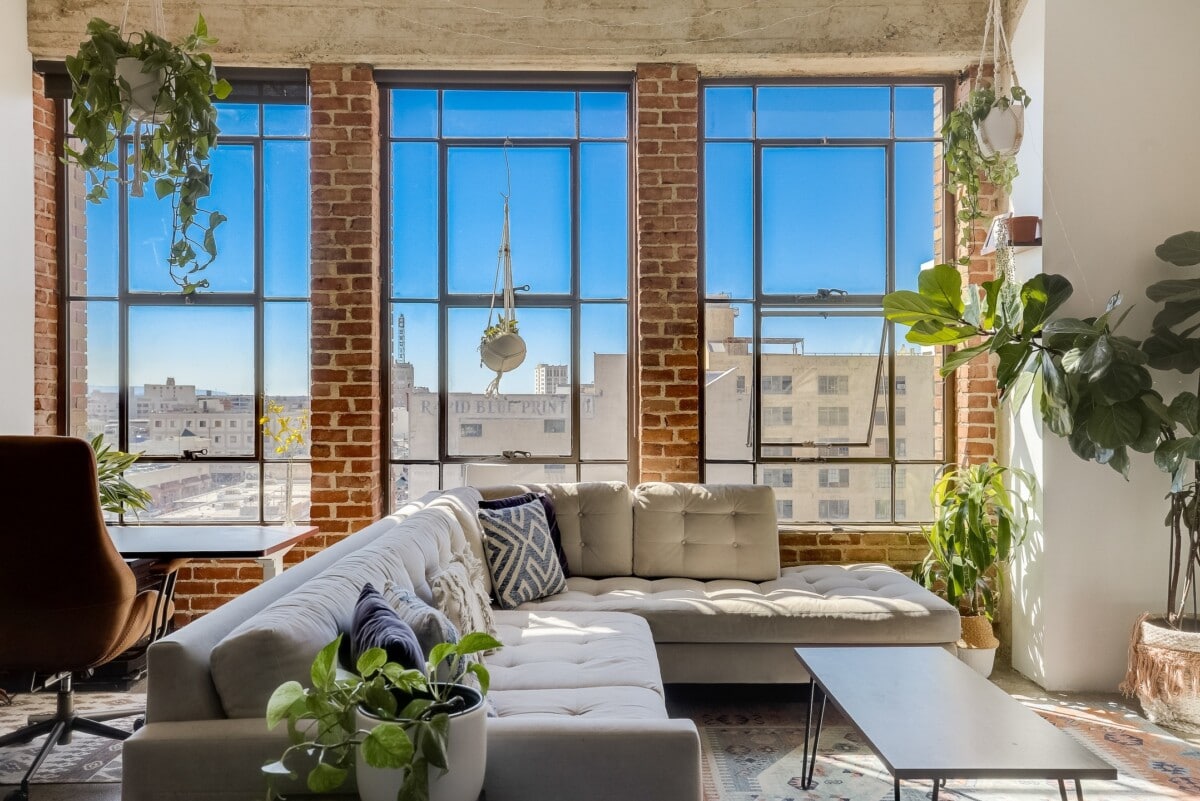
<box><xmin>1020</xmin><ymin>273</ymin><xmax>1074</xmax><ymax>333</ymax></box>
<box><xmin>465</xmin><ymin>661</ymin><xmax>491</xmax><ymax>696</ymax></box>
<box><xmin>882</xmin><ymin>290</ymin><xmax>962</xmax><ymax>326</ymax></box>
<box><xmin>356</xmin><ymin>647</ymin><xmax>387</xmax><ymax>678</ymax></box>
<box><xmin>917</xmin><ymin>264</ymin><xmax>965</xmax><ymax>315</ymax></box>
<box><xmin>310</xmin><ymin>637</ymin><xmax>340</xmax><ymax>693</ymax></box>
<box><xmin>1087</xmin><ymin>401</ymin><xmax>1143</xmax><ymax>449</ymax></box>
<box><xmin>1040</xmin><ymin>355</ymin><xmax>1073</xmax><ymax>435</ymax></box>
<box><xmin>362</xmin><ymin>722</ymin><xmax>414</xmax><ymax>769</ymax></box>
<box><xmin>1147</xmin><ymin>278</ymin><xmax>1200</xmax><ymax>304</ymax></box>
<box><xmin>1155</xmin><ymin>438</ymin><xmax>1190</xmax><ymax>475</ymax></box>
<box><xmin>427</xmin><ymin>642</ymin><xmax>454</xmax><ymax>671</ymax></box>
<box><xmin>996</xmin><ymin>343</ymin><xmax>1032</xmax><ymax>396</ymax></box>
<box><xmin>1065</xmin><ymin>335</ymin><xmax>1114</xmax><ymax>380</ymax></box>
<box><xmin>1094</xmin><ymin>362</ymin><xmax>1151</xmax><ymax>404</ymax></box>
<box><xmin>306</xmin><ymin>762</ymin><xmax>347</xmax><ymax>794</ymax></box>
<box><xmin>1156</xmin><ymin>231</ymin><xmax>1200</xmax><ymax>266</ymax></box>
<box><xmin>153</xmin><ymin>177</ymin><xmax>175</xmax><ymax>199</ymax></box>
<box><xmin>1106</xmin><ymin>446</ymin><xmax>1131</xmax><ymax>479</ymax></box>
<box><xmin>980</xmin><ymin>278</ymin><xmax>1004</xmax><ymax>329</ymax></box>
<box><xmin>905</xmin><ymin>321</ymin><xmax>978</xmax><ymax>346</ymax></box>
<box><xmin>266</xmin><ymin>681</ymin><xmax>305</xmax><ymax>730</ymax></box>
<box><xmin>454</xmin><ymin>632</ymin><xmax>502</xmax><ymax>655</ymax></box>
<box><xmin>214</xmin><ymin>77</ymin><xmax>233</xmax><ymax>100</ymax></box>
<box><xmin>940</xmin><ymin>341</ymin><xmax>991</xmax><ymax>376</ymax></box>
<box><xmin>1170</xmin><ymin>392</ymin><xmax>1200</xmax><ymax>435</ymax></box>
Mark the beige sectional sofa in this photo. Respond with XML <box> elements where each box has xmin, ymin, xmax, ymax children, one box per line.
<box><xmin>121</xmin><ymin>482</ymin><xmax>959</xmax><ymax>801</ymax></box>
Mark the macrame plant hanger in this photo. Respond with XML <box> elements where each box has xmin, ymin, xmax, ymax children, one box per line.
<box><xmin>481</xmin><ymin>139</ymin><xmax>527</xmax><ymax>397</ymax></box>
<box><xmin>119</xmin><ymin>0</ymin><xmax>169</xmax><ymax>198</ymax></box>
<box><xmin>975</xmin><ymin>0</ymin><xmax>1024</xmax><ymax>158</ymax></box>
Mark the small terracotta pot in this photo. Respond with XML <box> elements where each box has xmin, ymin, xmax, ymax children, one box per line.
<box><xmin>1008</xmin><ymin>216</ymin><xmax>1040</xmax><ymax>245</ymax></box>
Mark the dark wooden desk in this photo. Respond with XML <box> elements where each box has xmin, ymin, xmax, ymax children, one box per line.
<box><xmin>793</xmin><ymin>646</ymin><xmax>1116</xmax><ymax>801</ymax></box>
<box><xmin>108</xmin><ymin>524</ymin><xmax>319</xmax><ymax>580</ymax></box>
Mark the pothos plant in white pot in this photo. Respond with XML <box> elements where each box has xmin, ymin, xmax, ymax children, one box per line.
<box><xmin>63</xmin><ymin>15</ymin><xmax>232</xmax><ymax>293</ymax></box>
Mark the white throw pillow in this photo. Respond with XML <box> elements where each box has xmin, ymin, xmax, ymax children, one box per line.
<box><xmin>431</xmin><ymin>560</ymin><xmax>497</xmax><ymax>640</ymax></box>
<box><xmin>478</xmin><ymin>499</ymin><xmax>568</xmax><ymax>610</ymax></box>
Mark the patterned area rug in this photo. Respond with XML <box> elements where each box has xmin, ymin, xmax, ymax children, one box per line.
<box><xmin>668</xmin><ymin>686</ymin><xmax>1200</xmax><ymax>801</ymax></box>
<box><xmin>0</xmin><ymin>691</ymin><xmax>143</xmax><ymax>786</ymax></box>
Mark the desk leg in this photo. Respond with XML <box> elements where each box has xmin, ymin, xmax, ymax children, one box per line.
<box><xmin>893</xmin><ymin>777</ymin><xmax>900</xmax><ymax>801</ymax></box>
<box><xmin>255</xmin><ymin>551</ymin><xmax>287</xmax><ymax>581</ymax></box>
<box><xmin>800</xmin><ymin>681</ymin><xmax>826</xmax><ymax>790</ymax></box>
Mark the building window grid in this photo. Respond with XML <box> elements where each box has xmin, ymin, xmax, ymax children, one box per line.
<box><xmin>699</xmin><ymin>79</ymin><xmax>952</xmax><ymax>525</ymax></box>
<box><xmin>61</xmin><ymin>94</ymin><xmax>312</xmax><ymax>525</ymax></box>
<box><xmin>381</xmin><ymin>83</ymin><xmax>634</xmax><ymax>506</ymax></box>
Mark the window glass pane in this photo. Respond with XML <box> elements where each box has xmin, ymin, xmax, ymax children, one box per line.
<box><xmin>74</xmin><ymin>169</ymin><xmax>117</xmax><ymax>296</ymax></box>
<box><xmin>581</xmin><ymin>304</ymin><xmax>628</xmax><ymax>460</ymax></box>
<box><xmin>761</xmin><ymin>147</ymin><xmax>886</xmax><ymax>295</ymax></box>
<box><xmin>216</xmin><ymin>103</ymin><xmax>260</xmax><ymax>136</ymax></box>
<box><xmin>580</xmin><ymin>143</ymin><xmax>628</xmax><ymax>298</ymax></box>
<box><xmin>391</xmin><ymin>303</ymin><xmax>440</xmax><ymax>460</ymax></box>
<box><xmin>129</xmin><ymin>145</ymin><xmax>256</xmax><ymax>293</ymax></box>
<box><xmin>265</xmin><ymin>460</ymin><xmax>310</xmax><ymax>522</ymax></box>
<box><xmin>581</xmin><ymin>463</ymin><xmax>629</xmax><ymax>483</ymax></box>
<box><xmin>127</xmin><ymin>462</ymin><xmax>260</xmax><ymax>521</ymax></box>
<box><xmin>128</xmin><ymin>306</ymin><xmax>255</xmax><ymax>456</ymax></box>
<box><xmin>391</xmin><ymin>142</ymin><xmax>439</xmax><ymax>298</ymax></box>
<box><xmin>443</xmin><ymin>90</ymin><xmax>575</xmax><ymax>138</ymax></box>
<box><xmin>449</xmin><ymin>462</ymin><xmax>578</xmax><ymax>486</ymax></box>
<box><xmin>759</xmin><ymin>314</ymin><xmax>885</xmax><ymax>448</ymax></box>
<box><xmin>264</xmin><ymin>140</ymin><xmax>311</xmax><ymax>297</ymax></box>
<box><xmin>895</xmin><ymin>142</ymin><xmax>939</xmax><ymax>291</ymax></box>
<box><xmin>704</xmin><ymin>87</ymin><xmax>752</xmax><ymax>138</ymax></box>
<box><xmin>896</xmin><ymin>462</ymin><xmax>940</xmax><ymax>523</ymax></box>
<box><xmin>704</xmin><ymin>302</ymin><xmax>754</xmax><ymax>460</ymax></box>
<box><xmin>756</xmin><ymin>86</ymin><xmax>890</xmax><ymax>139</ymax></box>
<box><xmin>263</xmin><ymin>104</ymin><xmax>309</xmax><ymax>137</ymax></box>
<box><xmin>446</xmin><ymin>307</ymin><xmax>572</xmax><ymax>457</ymax></box>
<box><xmin>763</xmin><ymin>464</ymin><xmax>895</xmax><ymax>524</ymax></box>
<box><xmin>391</xmin><ymin>90</ymin><xmax>439</xmax><ymax>138</ymax></box>
<box><xmin>72</xmin><ymin>301</ymin><xmax>119</xmax><ymax>444</ymax></box>
<box><xmin>393</xmin><ymin>463</ymin><xmax>441</xmax><ymax>509</ymax></box>
<box><xmin>893</xmin><ymin>326</ymin><xmax>941</xmax><ymax>460</ymax></box>
<box><xmin>580</xmin><ymin>92</ymin><xmax>627</xmax><ymax>139</ymax></box>
<box><xmin>894</xmin><ymin>86</ymin><xmax>940</xmax><ymax>138</ymax></box>
<box><xmin>705</xmin><ymin>462</ymin><xmax>754</xmax><ymax>483</ymax></box>
<box><xmin>264</xmin><ymin>302</ymin><xmax>311</xmax><ymax>460</ymax></box>
<box><xmin>447</xmin><ymin>147</ymin><xmax>571</xmax><ymax>294</ymax></box>
<box><xmin>704</xmin><ymin>143</ymin><xmax>753</xmax><ymax>298</ymax></box>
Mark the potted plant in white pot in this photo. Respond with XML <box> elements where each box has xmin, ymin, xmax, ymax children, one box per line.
<box><xmin>264</xmin><ymin>631</ymin><xmax>501</xmax><ymax>801</ymax></box>
<box><xmin>882</xmin><ymin>230</ymin><xmax>1200</xmax><ymax>731</ymax></box>
<box><xmin>913</xmin><ymin>461</ymin><xmax>1036</xmax><ymax>677</ymax></box>
<box><xmin>63</xmin><ymin>14</ymin><xmax>232</xmax><ymax>294</ymax></box>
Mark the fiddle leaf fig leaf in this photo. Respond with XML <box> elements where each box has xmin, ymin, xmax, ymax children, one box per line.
<box><xmin>883</xmin><ymin>290</ymin><xmax>962</xmax><ymax>326</ymax></box>
<box><xmin>1155</xmin><ymin>231</ymin><xmax>1200</xmax><ymax>266</ymax></box>
<box><xmin>1020</xmin><ymin>273</ymin><xmax>1074</xmax><ymax>333</ymax></box>
<box><xmin>941</xmin><ymin>341</ymin><xmax>991</xmax><ymax>376</ymax></box>
<box><xmin>980</xmin><ymin>278</ymin><xmax>1004</xmax><ymax>329</ymax></box>
<box><xmin>1169</xmin><ymin>392</ymin><xmax>1200</xmax><ymax>435</ymax></box>
<box><xmin>1086</xmin><ymin>401</ymin><xmax>1143</xmax><ymax>449</ymax></box>
<box><xmin>917</xmin><ymin>264</ymin><xmax>965</xmax><ymax>315</ymax></box>
<box><xmin>1067</xmin><ymin>335</ymin><xmax>1114</xmax><ymax>380</ymax></box>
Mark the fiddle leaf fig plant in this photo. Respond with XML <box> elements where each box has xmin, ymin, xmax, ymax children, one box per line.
<box><xmin>64</xmin><ymin>16</ymin><xmax>232</xmax><ymax>293</ymax></box>
<box><xmin>883</xmin><ymin>230</ymin><xmax>1200</xmax><ymax>625</ymax></box>
<box><xmin>943</xmin><ymin>84</ymin><xmax>1031</xmax><ymax>257</ymax></box>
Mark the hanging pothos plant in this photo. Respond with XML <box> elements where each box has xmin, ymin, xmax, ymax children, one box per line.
<box><xmin>64</xmin><ymin>16</ymin><xmax>232</xmax><ymax>293</ymax></box>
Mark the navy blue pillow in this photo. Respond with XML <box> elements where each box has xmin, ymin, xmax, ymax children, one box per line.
<box><xmin>351</xmin><ymin>583</ymin><xmax>424</xmax><ymax>672</ymax></box>
<box><xmin>479</xmin><ymin>491</ymin><xmax>570</xmax><ymax>578</ymax></box>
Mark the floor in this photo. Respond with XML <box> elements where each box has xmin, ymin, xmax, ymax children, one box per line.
<box><xmin>5</xmin><ymin>664</ymin><xmax>1199</xmax><ymax>801</ymax></box>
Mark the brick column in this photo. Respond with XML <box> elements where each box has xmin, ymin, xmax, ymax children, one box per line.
<box><xmin>32</xmin><ymin>73</ymin><xmax>58</xmax><ymax>435</ymax></box>
<box><xmin>635</xmin><ymin>64</ymin><xmax>700</xmax><ymax>483</ymax></box>
<box><xmin>306</xmin><ymin>64</ymin><xmax>383</xmax><ymax>556</ymax></box>
<box><xmin>953</xmin><ymin>69</ymin><xmax>1000</xmax><ymax>465</ymax></box>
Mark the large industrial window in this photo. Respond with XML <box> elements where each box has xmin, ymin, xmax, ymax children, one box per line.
<box><xmin>383</xmin><ymin>81</ymin><xmax>632</xmax><ymax>508</ymax></box>
<box><xmin>58</xmin><ymin>74</ymin><xmax>312</xmax><ymax>523</ymax></box>
<box><xmin>701</xmin><ymin>80</ymin><xmax>950</xmax><ymax>523</ymax></box>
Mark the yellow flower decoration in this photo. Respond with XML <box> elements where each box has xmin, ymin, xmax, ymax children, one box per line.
<box><xmin>260</xmin><ymin>397</ymin><xmax>309</xmax><ymax>457</ymax></box>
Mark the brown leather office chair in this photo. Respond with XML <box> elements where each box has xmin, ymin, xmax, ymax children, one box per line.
<box><xmin>0</xmin><ymin>436</ymin><xmax>161</xmax><ymax>801</ymax></box>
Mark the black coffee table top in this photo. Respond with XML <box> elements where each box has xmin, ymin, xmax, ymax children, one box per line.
<box><xmin>794</xmin><ymin>646</ymin><xmax>1117</xmax><ymax>781</ymax></box>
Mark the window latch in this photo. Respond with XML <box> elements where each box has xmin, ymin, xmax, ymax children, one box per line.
<box><xmin>182</xmin><ymin>448</ymin><xmax>208</xmax><ymax>461</ymax></box>
<box><xmin>501</xmin><ymin>450</ymin><xmax>531</xmax><ymax>460</ymax></box>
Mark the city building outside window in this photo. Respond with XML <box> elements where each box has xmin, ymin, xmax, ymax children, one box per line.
<box><xmin>60</xmin><ymin>78</ymin><xmax>312</xmax><ymax>524</ymax></box>
<box><xmin>460</xmin><ymin>424</ymin><xmax>484</xmax><ymax>438</ymax></box>
<box><xmin>776</xmin><ymin>500</ymin><xmax>794</xmax><ymax>519</ymax></box>
<box><xmin>383</xmin><ymin>82</ymin><xmax>632</xmax><ymax>507</ymax></box>
<box><xmin>818</xmin><ymin>468</ymin><xmax>850</xmax><ymax>488</ymax></box>
<box><xmin>762</xmin><ymin>467</ymin><xmax>794</xmax><ymax>488</ymax></box>
<box><xmin>701</xmin><ymin>80</ymin><xmax>949</xmax><ymax>523</ymax></box>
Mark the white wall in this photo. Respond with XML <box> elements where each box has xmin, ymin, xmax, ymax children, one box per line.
<box><xmin>1007</xmin><ymin>0</ymin><xmax>1200</xmax><ymax>690</ymax></box>
<box><xmin>0</xmin><ymin>0</ymin><xmax>33</xmax><ymax>434</ymax></box>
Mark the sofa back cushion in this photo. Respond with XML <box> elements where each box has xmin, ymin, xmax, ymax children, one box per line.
<box><xmin>479</xmin><ymin>482</ymin><xmax>634</xmax><ymax>577</ymax></box>
<box><xmin>209</xmin><ymin>505</ymin><xmax>462</xmax><ymax>719</ymax></box>
<box><xmin>633</xmin><ymin>483</ymin><xmax>780</xmax><ymax>581</ymax></box>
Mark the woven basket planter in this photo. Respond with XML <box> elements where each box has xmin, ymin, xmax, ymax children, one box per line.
<box><xmin>1121</xmin><ymin>615</ymin><xmax>1200</xmax><ymax>733</ymax></box>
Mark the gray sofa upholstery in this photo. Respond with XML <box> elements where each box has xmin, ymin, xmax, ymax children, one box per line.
<box><xmin>121</xmin><ymin>481</ymin><xmax>958</xmax><ymax>801</ymax></box>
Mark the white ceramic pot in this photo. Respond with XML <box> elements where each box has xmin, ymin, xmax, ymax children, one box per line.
<box><xmin>480</xmin><ymin>332</ymin><xmax>526</xmax><ymax>373</ymax></box>
<box><xmin>355</xmin><ymin>685</ymin><xmax>487</xmax><ymax>801</ymax></box>
<box><xmin>975</xmin><ymin>102</ymin><xmax>1025</xmax><ymax>158</ymax></box>
<box><xmin>957</xmin><ymin>646</ymin><xmax>997</xmax><ymax>678</ymax></box>
<box><xmin>115</xmin><ymin>57</ymin><xmax>168</xmax><ymax>123</ymax></box>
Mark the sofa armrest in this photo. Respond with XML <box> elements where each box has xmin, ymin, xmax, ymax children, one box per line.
<box><xmin>484</xmin><ymin>717</ymin><xmax>701</xmax><ymax>801</ymax></box>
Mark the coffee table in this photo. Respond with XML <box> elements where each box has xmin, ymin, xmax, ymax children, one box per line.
<box><xmin>793</xmin><ymin>646</ymin><xmax>1116</xmax><ymax>800</ymax></box>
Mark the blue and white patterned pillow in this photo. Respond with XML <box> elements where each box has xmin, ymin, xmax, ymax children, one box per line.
<box><xmin>478</xmin><ymin>498</ymin><xmax>568</xmax><ymax>610</ymax></box>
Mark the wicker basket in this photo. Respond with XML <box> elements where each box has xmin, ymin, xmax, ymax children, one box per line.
<box><xmin>959</xmin><ymin>614</ymin><xmax>1000</xmax><ymax>650</ymax></box>
<box><xmin>1122</xmin><ymin>615</ymin><xmax>1200</xmax><ymax>734</ymax></box>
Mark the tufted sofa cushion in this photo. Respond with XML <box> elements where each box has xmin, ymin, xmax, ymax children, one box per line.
<box><xmin>633</xmin><ymin>482</ymin><xmax>779</xmax><ymax>581</ymax></box>
<box><xmin>514</xmin><ymin>563</ymin><xmax>961</xmax><ymax>645</ymax></box>
<box><xmin>480</xmin><ymin>482</ymin><xmax>635</xmax><ymax>578</ymax></box>
<box><xmin>487</xmin><ymin>610</ymin><xmax>667</xmax><ymax>719</ymax></box>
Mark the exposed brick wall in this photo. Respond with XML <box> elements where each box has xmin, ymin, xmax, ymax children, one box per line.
<box><xmin>32</xmin><ymin>73</ymin><xmax>57</xmax><ymax>436</ymax></box>
<box><xmin>636</xmin><ymin>63</ymin><xmax>701</xmax><ymax>484</ymax></box>
<box><xmin>780</xmin><ymin>531</ymin><xmax>930</xmax><ymax>574</ymax></box>
<box><xmin>305</xmin><ymin>64</ymin><xmax>384</xmax><ymax>556</ymax></box>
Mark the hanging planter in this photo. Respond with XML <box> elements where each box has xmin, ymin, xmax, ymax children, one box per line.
<box><xmin>63</xmin><ymin>6</ymin><xmax>232</xmax><ymax>294</ymax></box>
<box><xmin>480</xmin><ymin>144</ymin><xmax>528</xmax><ymax>396</ymax></box>
<box><xmin>480</xmin><ymin>318</ymin><xmax>526</xmax><ymax>374</ymax></box>
<box><xmin>943</xmin><ymin>0</ymin><xmax>1032</xmax><ymax>257</ymax></box>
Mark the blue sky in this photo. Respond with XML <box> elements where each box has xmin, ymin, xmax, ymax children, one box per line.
<box><xmin>83</xmin><ymin>86</ymin><xmax>937</xmax><ymax>399</ymax></box>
